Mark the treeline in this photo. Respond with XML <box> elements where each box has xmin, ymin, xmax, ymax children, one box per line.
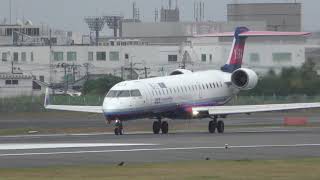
<box><xmin>82</xmin><ymin>74</ymin><xmax>123</xmax><ymax>95</ymax></box>
<box><xmin>241</xmin><ymin>61</ymin><xmax>320</xmax><ymax>96</ymax></box>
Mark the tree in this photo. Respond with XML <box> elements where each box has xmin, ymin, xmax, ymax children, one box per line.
<box><xmin>82</xmin><ymin>74</ymin><xmax>123</xmax><ymax>95</ymax></box>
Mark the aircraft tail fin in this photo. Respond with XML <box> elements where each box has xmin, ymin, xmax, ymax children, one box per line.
<box><xmin>221</xmin><ymin>27</ymin><xmax>249</xmax><ymax>73</ymax></box>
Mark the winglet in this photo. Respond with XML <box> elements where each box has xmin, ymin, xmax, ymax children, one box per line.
<box><xmin>44</xmin><ymin>88</ymin><xmax>51</xmax><ymax>107</ymax></box>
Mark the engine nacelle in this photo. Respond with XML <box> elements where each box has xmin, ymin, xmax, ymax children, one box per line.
<box><xmin>231</xmin><ymin>68</ymin><xmax>258</xmax><ymax>90</ymax></box>
<box><xmin>169</xmin><ymin>69</ymin><xmax>193</xmax><ymax>75</ymax></box>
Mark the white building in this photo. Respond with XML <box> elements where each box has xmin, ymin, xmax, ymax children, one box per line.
<box><xmin>0</xmin><ymin>35</ymin><xmax>310</xmax><ymax>86</ymax></box>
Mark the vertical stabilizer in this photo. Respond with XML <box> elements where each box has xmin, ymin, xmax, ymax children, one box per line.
<box><xmin>221</xmin><ymin>27</ymin><xmax>249</xmax><ymax>73</ymax></box>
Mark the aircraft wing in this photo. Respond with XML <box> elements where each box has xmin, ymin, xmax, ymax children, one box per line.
<box><xmin>44</xmin><ymin>88</ymin><xmax>103</xmax><ymax>113</ymax></box>
<box><xmin>192</xmin><ymin>103</ymin><xmax>320</xmax><ymax>116</ymax></box>
<box><xmin>45</xmin><ymin>105</ymin><xmax>103</xmax><ymax>113</ymax></box>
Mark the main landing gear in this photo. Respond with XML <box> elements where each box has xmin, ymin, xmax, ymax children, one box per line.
<box><xmin>208</xmin><ymin>116</ymin><xmax>224</xmax><ymax>134</ymax></box>
<box><xmin>153</xmin><ymin>117</ymin><xmax>169</xmax><ymax>134</ymax></box>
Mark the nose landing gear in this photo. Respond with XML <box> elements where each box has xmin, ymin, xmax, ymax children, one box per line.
<box><xmin>114</xmin><ymin>119</ymin><xmax>123</xmax><ymax>135</ymax></box>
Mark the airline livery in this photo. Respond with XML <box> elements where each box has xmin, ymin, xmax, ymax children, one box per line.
<box><xmin>45</xmin><ymin>27</ymin><xmax>320</xmax><ymax>135</ymax></box>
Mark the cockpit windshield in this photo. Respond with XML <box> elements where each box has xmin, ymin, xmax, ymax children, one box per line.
<box><xmin>106</xmin><ymin>89</ymin><xmax>142</xmax><ymax>98</ymax></box>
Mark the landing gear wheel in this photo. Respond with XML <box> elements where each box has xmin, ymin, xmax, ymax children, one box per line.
<box><xmin>208</xmin><ymin>120</ymin><xmax>217</xmax><ymax>133</ymax></box>
<box><xmin>114</xmin><ymin>127</ymin><xmax>120</xmax><ymax>135</ymax></box>
<box><xmin>153</xmin><ymin>121</ymin><xmax>161</xmax><ymax>134</ymax></box>
<box><xmin>217</xmin><ymin>120</ymin><xmax>224</xmax><ymax>133</ymax></box>
<box><xmin>161</xmin><ymin>121</ymin><xmax>169</xmax><ymax>134</ymax></box>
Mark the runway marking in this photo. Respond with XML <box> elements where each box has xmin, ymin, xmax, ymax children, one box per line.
<box><xmin>1</xmin><ymin>144</ymin><xmax>320</xmax><ymax>157</ymax></box>
<box><xmin>0</xmin><ymin>143</ymin><xmax>157</xmax><ymax>150</ymax></box>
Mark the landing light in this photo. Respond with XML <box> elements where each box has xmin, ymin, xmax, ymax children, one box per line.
<box><xmin>193</xmin><ymin>110</ymin><xmax>199</xmax><ymax>117</ymax></box>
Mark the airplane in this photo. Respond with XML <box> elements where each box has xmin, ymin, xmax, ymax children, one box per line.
<box><xmin>44</xmin><ymin>26</ymin><xmax>320</xmax><ymax>135</ymax></box>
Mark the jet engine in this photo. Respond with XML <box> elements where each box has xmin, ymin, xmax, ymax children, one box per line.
<box><xmin>169</xmin><ymin>69</ymin><xmax>193</xmax><ymax>75</ymax></box>
<box><xmin>231</xmin><ymin>68</ymin><xmax>258</xmax><ymax>90</ymax></box>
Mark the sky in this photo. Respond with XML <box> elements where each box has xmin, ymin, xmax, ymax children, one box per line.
<box><xmin>0</xmin><ymin>0</ymin><xmax>318</xmax><ymax>33</ymax></box>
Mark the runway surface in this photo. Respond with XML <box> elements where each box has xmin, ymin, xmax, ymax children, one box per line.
<box><xmin>0</xmin><ymin>127</ymin><xmax>320</xmax><ymax>168</ymax></box>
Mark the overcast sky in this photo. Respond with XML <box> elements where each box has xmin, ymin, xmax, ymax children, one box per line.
<box><xmin>0</xmin><ymin>0</ymin><xmax>318</xmax><ymax>33</ymax></box>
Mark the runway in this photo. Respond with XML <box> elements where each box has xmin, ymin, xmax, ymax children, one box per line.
<box><xmin>0</xmin><ymin>127</ymin><xmax>320</xmax><ymax>168</ymax></box>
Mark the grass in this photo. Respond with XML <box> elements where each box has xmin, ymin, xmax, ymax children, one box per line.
<box><xmin>0</xmin><ymin>158</ymin><xmax>320</xmax><ymax>180</ymax></box>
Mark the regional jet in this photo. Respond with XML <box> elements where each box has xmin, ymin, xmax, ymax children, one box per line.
<box><xmin>45</xmin><ymin>27</ymin><xmax>320</xmax><ymax>135</ymax></box>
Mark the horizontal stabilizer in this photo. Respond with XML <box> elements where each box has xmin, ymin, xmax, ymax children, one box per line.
<box><xmin>196</xmin><ymin>31</ymin><xmax>310</xmax><ymax>37</ymax></box>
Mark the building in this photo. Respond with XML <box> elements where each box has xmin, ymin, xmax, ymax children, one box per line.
<box><xmin>227</xmin><ymin>3</ymin><xmax>301</xmax><ymax>31</ymax></box>
<box><xmin>160</xmin><ymin>0</ymin><xmax>180</xmax><ymax>22</ymax></box>
<box><xmin>0</xmin><ymin>73</ymin><xmax>46</xmax><ymax>97</ymax></box>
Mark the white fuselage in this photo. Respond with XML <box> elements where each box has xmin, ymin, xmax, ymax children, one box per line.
<box><xmin>103</xmin><ymin>70</ymin><xmax>237</xmax><ymax>121</ymax></box>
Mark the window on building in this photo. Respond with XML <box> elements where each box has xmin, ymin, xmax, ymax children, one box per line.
<box><xmin>2</xmin><ymin>52</ymin><xmax>8</xmax><ymax>62</ymax></box>
<box><xmin>53</xmin><ymin>52</ymin><xmax>64</xmax><ymax>61</ymax></box>
<box><xmin>5</xmin><ymin>80</ymin><xmax>11</xmax><ymax>85</ymax></box>
<box><xmin>125</xmin><ymin>53</ymin><xmax>129</xmax><ymax>60</ymax></box>
<box><xmin>209</xmin><ymin>54</ymin><xmax>213</xmax><ymax>61</ymax></box>
<box><xmin>96</xmin><ymin>52</ymin><xmax>106</xmax><ymax>61</ymax></box>
<box><xmin>250</xmin><ymin>53</ymin><xmax>260</xmax><ymax>63</ymax></box>
<box><xmin>273</xmin><ymin>53</ymin><xmax>292</xmax><ymax>63</ymax></box>
<box><xmin>201</xmin><ymin>54</ymin><xmax>206</xmax><ymax>62</ymax></box>
<box><xmin>67</xmin><ymin>52</ymin><xmax>77</xmax><ymax>61</ymax></box>
<box><xmin>88</xmin><ymin>52</ymin><xmax>93</xmax><ymax>61</ymax></box>
<box><xmin>39</xmin><ymin>76</ymin><xmax>44</xmax><ymax>82</ymax></box>
<box><xmin>30</xmin><ymin>52</ymin><xmax>34</xmax><ymax>62</ymax></box>
<box><xmin>109</xmin><ymin>51</ymin><xmax>119</xmax><ymax>61</ymax></box>
<box><xmin>13</xmin><ymin>52</ymin><xmax>19</xmax><ymax>62</ymax></box>
<box><xmin>168</xmin><ymin>55</ymin><xmax>178</xmax><ymax>62</ymax></box>
<box><xmin>12</xmin><ymin>80</ymin><xmax>18</xmax><ymax>85</ymax></box>
<box><xmin>21</xmin><ymin>52</ymin><xmax>26</xmax><ymax>62</ymax></box>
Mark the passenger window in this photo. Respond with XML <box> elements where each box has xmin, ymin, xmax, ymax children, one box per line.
<box><xmin>220</xmin><ymin>82</ymin><xmax>223</xmax><ymax>87</ymax></box>
<box><xmin>202</xmin><ymin>84</ymin><xmax>205</xmax><ymax>89</ymax></box>
<box><xmin>206</xmin><ymin>84</ymin><xmax>209</xmax><ymax>89</ymax></box>
<box><xmin>216</xmin><ymin>82</ymin><xmax>219</xmax><ymax>87</ymax></box>
<box><xmin>209</xmin><ymin>83</ymin><xmax>212</xmax><ymax>88</ymax></box>
<box><xmin>131</xmin><ymin>89</ymin><xmax>142</xmax><ymax>97</ymax></box>
<box><xmin>212</xmin><ymin>83</ymin><xmax>215</xmax><ymax>88</ymax></box>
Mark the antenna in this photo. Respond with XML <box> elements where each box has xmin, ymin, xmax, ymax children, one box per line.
<box><xmin>9</xmin><ymin>0</ymin><xmax>12</xmax><ymax>24</ymax></box>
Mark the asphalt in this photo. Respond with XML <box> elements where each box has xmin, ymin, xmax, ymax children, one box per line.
<box><xmin>0</xmin><ymin>127</ymin><xmax>320</xmax><ymax>168</ymax></box>
<box><xmin>1</xmin><ymin>111</ymin><xmax>320</xmax><ymax>130</ymax></box>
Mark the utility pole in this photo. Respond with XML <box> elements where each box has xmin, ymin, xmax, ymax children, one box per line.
<box><xmin>11</xmin><ymin>61</ymin><xmax>13</xmax><ymax>74</ymax></box>
<box><xmin>144</xmin><ymin>66</ymin><xmax>150</xmax><ymax>78</ymax></box>
<box><xmin>130</xmin><ymin>62</ymin><xmax>133</xmax><ymax>80</ymax></box>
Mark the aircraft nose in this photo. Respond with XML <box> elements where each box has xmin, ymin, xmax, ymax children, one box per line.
<box><xmin>103</xmin><ymin>98</ymin><xmax>119</xmax><ymax>111</ymax></box>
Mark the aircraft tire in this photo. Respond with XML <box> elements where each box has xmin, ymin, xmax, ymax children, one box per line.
<box><xmin>208</xmin><ymin>120</ymin><xmax>216</xmax><ymax>133</ymax></box>
<box><xmin>114</xmin><ymin>128</ymin><xmax>119</xmax><ymax>135</ymax></box>
<box><xmin>153</xmin><ymin>121</ymin><xmax>161</xmax><ymax>134</ymax></box>
<box><xmin>217</xmin><ymin>120</ymin><xmax>224</xmax><ymax>133</ymax></box>
<box><xmin>161</xmin><ymin>121</ymin><xmax>169</xmax><ymax>134</ymax></box>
